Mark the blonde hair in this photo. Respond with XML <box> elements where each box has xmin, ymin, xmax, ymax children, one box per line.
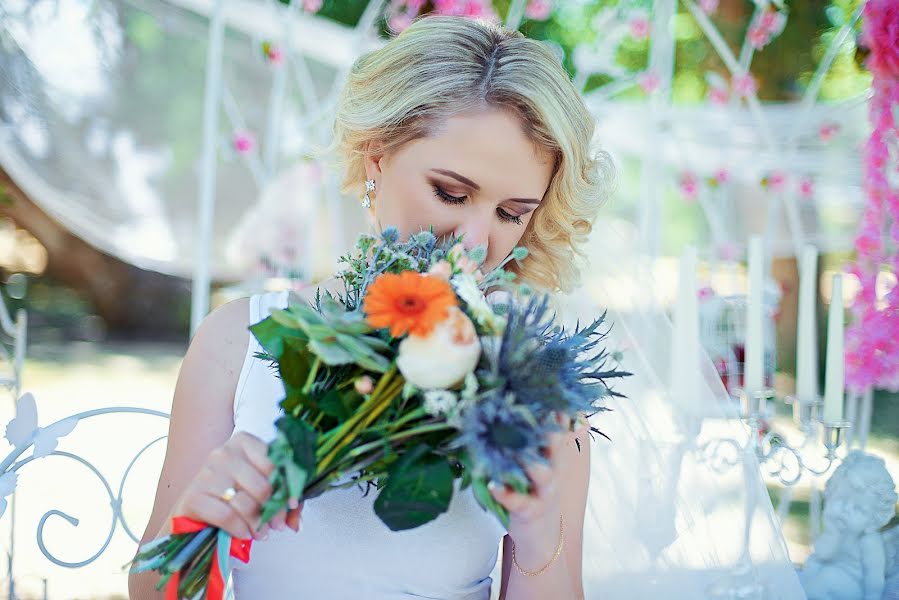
<box><xmin>330</xmin><ymin>16</ymin><xmax>614</xmax><ymax>293</ymax></box>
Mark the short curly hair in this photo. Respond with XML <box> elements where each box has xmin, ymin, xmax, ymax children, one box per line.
<box><xmin>329</xmin><ymin>16</ymin><xmax>614</xmax><ymax>293</ymax></box>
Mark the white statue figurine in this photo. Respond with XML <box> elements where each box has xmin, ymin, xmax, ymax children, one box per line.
<box><xmin>801</xmin><ymin>451</ymin><xmax>899</xmax><ymax>600</ymax></box>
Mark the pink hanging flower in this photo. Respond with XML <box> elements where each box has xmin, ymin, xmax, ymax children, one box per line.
<box><xmin>698</xmin><ymin>0</ymin><xmax>719</xmax><ymax>15</ymax></box>
<box><xmin>798</xmin><ymin>177</ymin><xmax>815</xmax><ymax>199</ymax></box>
<box><xmin>761</xmin><ymin>170</ymin><xmax>787</xmax><ymax>192</ymax></box>
<box><xmin>732</xmin><ymin>73</ymin><xmax>758</xmax><ymax>97</ymax></box>
<box><xmin>389</xmin><ymin>11</ymin><xmax>414</xmax><ymax>32</ymax></box>
<box><xmin>233</xmin><ymin>131</ymin><xmax>256</xmax><ymax>155</ymax></box>
<box><xmin>758</xmin><ymin>10</ymin><xmax>787</xmax><ymax>36</ymax></box>
<box><xmin>433</xmin><ymin>0</ymin><xmax>461</xmax><ymax>13</ymax></box>
<box><xmin>708</xmin><ymin>86</ymin><xmax>729</xmax><ymax>105</ymax></box>
<box><xmin>261</xmin><ymin>41</ymin><xmax>283</xmax><ymax>65</ymax></box>
<box><xmin>714</xmin><ymin>168</ymin><xmax>730</xmax><ymax>184</ymax></box>
<box><xmin>525</xmin><ymin>0</ymin><xmax>553</xmax><ymax>21</ymax></box>
<box><xmin>302</xmin><ymin>0</ymin><xmax>323</xmax><ymax>13</ymax></box>
<box><xmin>747</xmin><ymin>27</ymin><xmax>769</xmax><ymax>50</ymax></box>
<box><xmin>629</xmin><ymin>17</ymin><xmax>651</xmax><ymax>40</ymax></box>
<box><xmin>698</xmin><ymin>286</ymin><xmax>716</xmax><ymax>301</ymax></box>
<box><xmin>818</xmin><ymin>122</ymin><xmax>840</xmax><ymax>142</ymax></box>
<box><xmin>679</xmin><ymin>171</ymin><xmax>699</xmax><ymax>201</ymax></box>
<box><xmin>862</xmin><ymin>0</ymin><xmax>899</xmax><ymax>77</ymax></box>
<box><xmin>638</xmin><ymin>70</ymin><xmax>660</xmax><ymax>94</ymax></box>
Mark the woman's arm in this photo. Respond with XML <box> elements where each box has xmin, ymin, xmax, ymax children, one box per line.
<box><xmin>128</xmin><ymin>298</ymin><xmax>251</xmax><ymax>599</ymax></box>
<box><xmin>497</xmin><ymin>418</ymin><xmax>591</xmax><ymax>600</ymax></box>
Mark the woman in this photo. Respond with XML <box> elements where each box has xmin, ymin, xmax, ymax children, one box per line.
<box><xmin>129</xmin><ymin>15</ymin><xmax>609</xmax><ymax>600</ymax></box>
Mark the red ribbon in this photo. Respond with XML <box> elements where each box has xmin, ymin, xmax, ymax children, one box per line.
<box><xmin>166</xmin><ymin>517</ymin><xmax>253</xmax><ymax>600</ymax></box>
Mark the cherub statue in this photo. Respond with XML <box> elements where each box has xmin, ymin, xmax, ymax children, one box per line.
<box><xmin>801</xmin><ymin>451</ymin><xmax>898</xmax><ymax>600</ymax></box>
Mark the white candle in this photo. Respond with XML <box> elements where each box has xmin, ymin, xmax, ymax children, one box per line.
<box><xmin>822</xmin><ymin>273</ymin><xmax>845</xmax><ymax>423</ymax></box>
<box><xmin>670</xmin><ymin>246</ymin><xmax>701</xmax><ymax>413</ymax></box>
<box><xmin>744</xmin><ymin>236</ymin><xmax>765</xmax><ymax>410</ymax></box>
<box><xmin>796</xmin><ymin>246</ymin><xmax>818</xmax><ymax>404</ymax></box>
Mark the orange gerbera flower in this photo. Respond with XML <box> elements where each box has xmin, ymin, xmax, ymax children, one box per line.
<box><xmin>363</xmin><ymin>271</ymin><xmax>458</xmax><ymax>338</ymax></box>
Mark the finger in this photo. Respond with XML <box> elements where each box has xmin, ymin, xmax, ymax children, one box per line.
<box><xmin>524</xmin><ymin>460</ymin><xmax>556</xmax><ymax>499</ymax></box>
<box><xmin>199</xmin><ymin>469</ymin><xmax>264</xmax><ymax>537</ymax></box>
<box><xmin>543</xmin><ymin>430</ymin><xmax>569</xmax><ymax>472</ymax></box>
<box><xmin>490</xmin><ymin>483</ymin><xmax>542</xmax><ymax>520</ymax></box>
<box><xmin>269</xmin><ymin>508</ymin><xmax>288</xmax><ymax>531</ymax></box>
<box><xmin>190</xmin><ymin>492</ymin><xmax>254</xmax><ymax>540</ymax></box>
<box><xmin>234</xmin><ymin>432</ymin><xmax>275</xmax><ymax>479</ymax></box>
<box><xmin>211</xmin><ymin>450</ymin><xmax>272</xmax><ymax>507</ymax></box>
<box><xmin>286</xmin><ymin>503</ymin><xmax>304</xmax><ymax>532</ymax></box>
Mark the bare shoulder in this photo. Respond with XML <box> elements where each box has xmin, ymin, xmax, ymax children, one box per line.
<box><xmin>188</xmin><ymin>297</ymin><xmax>251</xmax><ymax>376</ymax></box>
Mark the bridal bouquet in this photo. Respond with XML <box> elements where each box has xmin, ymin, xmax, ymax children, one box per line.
<box><xmin>130</xmin><ymin>227</ymin><xmax>629</xmax><ymax>599</ymax></box>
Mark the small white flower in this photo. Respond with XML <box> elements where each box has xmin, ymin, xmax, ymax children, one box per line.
<box><xmin>423</xmin><ymin>390</ymin><xmax>459</xmax><ymax>417</ymax></box>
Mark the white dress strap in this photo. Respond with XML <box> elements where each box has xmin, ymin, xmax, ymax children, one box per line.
<box><xmin>232</xmin><ymin>290</ymin><xmax>290</xmax><ymax>442</ymax></box>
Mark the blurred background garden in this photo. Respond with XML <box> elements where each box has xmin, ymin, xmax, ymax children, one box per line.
<box><xmin>1</xmin><ymin>0</ymin><xmax>897</xmax><ymax>597</ymax></box>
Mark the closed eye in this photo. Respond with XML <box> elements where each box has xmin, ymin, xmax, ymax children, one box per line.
<box><xmin>433</xmin><ymin>186</ymin><xmax>466</xmax><ymax>204</ymax></box>
<box><xmin>433</xmin><ymin>186</ymin><xmax>525</xmax><ymax>226</ymax></box>
<box><xmin>497</xmin><ymin>208</ymin><xmax>523</xmax><ymax>225</ymax></box>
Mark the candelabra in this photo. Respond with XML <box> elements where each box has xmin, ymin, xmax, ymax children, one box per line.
<box><xmin>699</xmin><ymin>388</ymin><xmax>849</xmax><ymax>488</ymax></box>
<box><xmin>700</xmin><ymin>388</ymin><xmax>850</xmax><ymax>599</ymax></box>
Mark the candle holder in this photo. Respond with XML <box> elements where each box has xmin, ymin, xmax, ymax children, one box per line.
<box><xmin>700</xmin><ymin>390</ymin><xmax>849</xmax><ymax>600</ymax></box>
<box><xmin>783</xmin><ymin>394</ymin><xmax>819</xmax><ymax>435</ymax></box>
<box><xmin>820</xmin><ymin>420</ymin><xmax>851</xmax><ymax>460</ymax></box>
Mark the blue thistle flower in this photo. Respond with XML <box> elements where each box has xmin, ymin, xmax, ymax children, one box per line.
<box><xmin>461</xmin><ymin>294</ymin><xmax>631</xmax><ymax>478</ymax></box>
<box><xmin>454</xmin><ymin>388</ymin><xmax>551</xmax><ymax>484</ymax></box>
<box><xmin>485</xmin><ymin>294</ymin><xmax>630</xmax><ymax>419</ymax></box>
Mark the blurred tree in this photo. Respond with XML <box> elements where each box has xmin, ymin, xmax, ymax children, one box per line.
<box><xmin>0</xmin><ymin>167</ymin><xmax>192</xmax><ymax>337</ymax></box>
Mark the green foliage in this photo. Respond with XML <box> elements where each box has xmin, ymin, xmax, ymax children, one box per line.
<box><xmin>374</xmin><ymin>444</ymin><xmax>455</xmax><ymax>531</ymax></box>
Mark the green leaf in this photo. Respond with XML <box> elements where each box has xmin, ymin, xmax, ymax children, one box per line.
<box><xmin>278</xmin><ymin>347</ymin><xmax>314</xmax><ymax>389</ymax></box>
<box><xmin>309</xmin><ymin>339</ymin><xmax>356</xmax><ymax>365</ymax></box>
<box><xmin>317</xmin><ymin>389</ymin><xmax>356</xmax><ymax>420</ymax></box>
<box><xmin>277</xmin><ymin>416</ymin><xmax>317</xmax><ymax>469</ymax></box>
<box><xmin>284</xmin><ymin>460</ymin><xmax>308</xmax><ymax>500</ymax></box>
<box><xmin>360</xmin><ymin>335</ymin><xmax>392</xmax><ymax>352</ymax></box>
<box><xmin>249</xmin><ymin>317</ymin><xmax>307</xmax><ymax>358</ymax></box>
<box><xmin>374</xmin><ymin>445</ymin><xmax>454</xmax><ymax>531</ymax></box>
<box><xmin>270</xmin><ymin>308</ymin><xmax>303</xmax><ymax>329</ymax></box>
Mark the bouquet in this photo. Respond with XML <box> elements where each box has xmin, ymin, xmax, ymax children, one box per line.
<box><xmin>130</xmin><ymin>227</ymin><xmax>630</xmax><ymax>599</ymax></box>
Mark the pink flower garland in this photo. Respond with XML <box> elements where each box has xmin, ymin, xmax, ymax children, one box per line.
<box><xmin>845</xmin><ymin>0</ymin><xmax>899</xmax><ymax>393</ymax></box>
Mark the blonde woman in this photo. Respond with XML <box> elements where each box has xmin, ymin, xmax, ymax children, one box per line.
<box><xmin>130</xmin><ymin>16</ymin><xmax>608</xmax><ymax>600</ymax></box>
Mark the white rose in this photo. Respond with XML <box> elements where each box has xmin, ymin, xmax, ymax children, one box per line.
<box><xmin>397</xmin><ymin>307</ymin><xmax>481</xmax><ymax>389</ymax></box>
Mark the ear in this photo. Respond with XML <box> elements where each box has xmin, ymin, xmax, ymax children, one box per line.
<box><xmin>362</xmin><ymin>140</ymin><xmax>387</xmax><ymax>181</ymax></box>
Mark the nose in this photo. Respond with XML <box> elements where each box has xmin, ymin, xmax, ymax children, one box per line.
<box><xmin>452</xmin><ymin>213</ymin><xmax>490</xmax><ymax>255</ymax></box>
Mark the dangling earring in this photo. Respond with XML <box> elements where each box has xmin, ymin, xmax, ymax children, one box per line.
<box><xmin>362</xmin><ymin>179</ymin><xmax>375</xmax><ymax>208</ymax></box>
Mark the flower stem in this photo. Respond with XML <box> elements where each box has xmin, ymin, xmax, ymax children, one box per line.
<box><xmin>315</xmin><ymin>365</ymin><xmax>401</xmax><ymax>471</ymax></box>
<box><xmin>302</xmin><ymin>357</ymin><xmax>321</xmax><ymax>395</ymax></box>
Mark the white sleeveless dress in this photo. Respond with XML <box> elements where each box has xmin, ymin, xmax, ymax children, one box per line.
<box><xmin>230</xmin><ymin>290</ymin><xmax>507</xmax><ymax>599</ymax></box>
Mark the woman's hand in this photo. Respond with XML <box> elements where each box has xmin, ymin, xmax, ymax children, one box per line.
<box><xmin>489</xmin><ymin>412</ymin><xmax>588</xmax><ymax>542</ymax></box>
<box><xmin>171</xmin><ymin>431</ymin><xmax>303</xmax><ymax>540</ymax></box>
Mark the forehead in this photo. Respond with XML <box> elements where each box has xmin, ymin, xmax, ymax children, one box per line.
<box><xmin>402</xmin><ymin>108</ymin><xmax>555</xmax><ymax>194</ymax></box>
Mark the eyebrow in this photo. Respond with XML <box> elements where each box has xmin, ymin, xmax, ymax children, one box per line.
<box><xmin>430</xmin><ymin>168</ymin><xmax>541</xmax><ymax>205</ymax></box>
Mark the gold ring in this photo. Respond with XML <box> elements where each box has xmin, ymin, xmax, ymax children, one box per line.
<box><xmin>220</xmin><ymin>486</ymin><xmax>238</xmax><ymax>503</ymax></box>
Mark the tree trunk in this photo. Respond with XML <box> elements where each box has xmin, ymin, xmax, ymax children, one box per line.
<box><xmin>0</xmin><ymin>166</ymin><xmax>191</xmax><ymax>339</ymax></box>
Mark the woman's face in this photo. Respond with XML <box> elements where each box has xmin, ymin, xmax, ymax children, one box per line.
<box><xmin>363</xmin><ymin>108</ymin><xmax>555</xmax><ymax>272</ymax></box>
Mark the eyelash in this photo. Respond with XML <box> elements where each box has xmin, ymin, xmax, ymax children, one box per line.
<box><xmin>432</xmin><ymin>186</ymin><xmax>523</xmax><ymax>225</ymax></box>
